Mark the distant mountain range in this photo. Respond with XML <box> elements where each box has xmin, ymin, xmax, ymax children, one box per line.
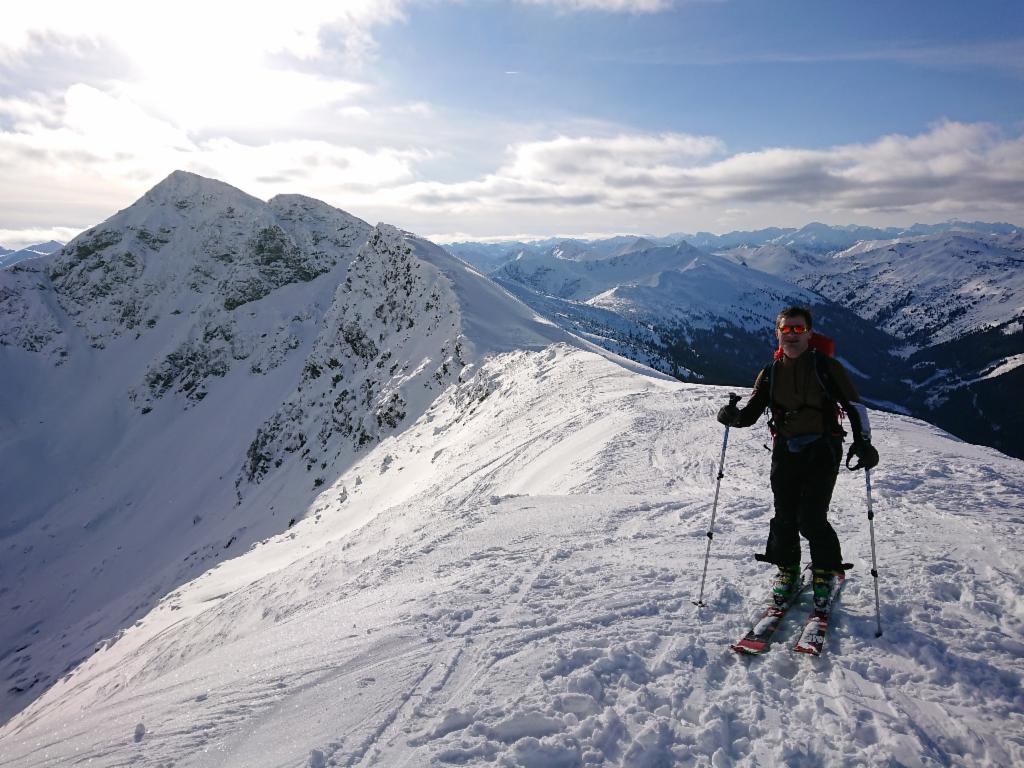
<box><xmin>447</xmin><ymin>220</ymin><xmax>1020</xmax><ymax>274</ymax></box>
<box><xmin>448</xmin><ymin>222</ymin><xmax>1024</xmax><ymax>460</ymax></box>
<box><xmin>0</xmin><ymin>240</ymin><xmax>64</xmax><ymax>269</ymax></box>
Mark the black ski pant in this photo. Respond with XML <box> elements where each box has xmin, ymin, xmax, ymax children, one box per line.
<box><xmin>763</xmin><ymin>435</ymin><xmax>844</xmax><ymax>571</ymax></box>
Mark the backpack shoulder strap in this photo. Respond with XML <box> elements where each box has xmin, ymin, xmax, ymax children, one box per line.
<box><xmin>811</xmin><ymin>351</ymin><xmax>848</xmax><ymax>437</ymax></box>
<box><xmin>763</xmin><ymin>360</ymin><xmax>779</xmax><ymax>435</ymax></box>
<box><xmin>816</xmin><ymin>353</ymin><xmax>870</xmax><ymax>443</ymax></box>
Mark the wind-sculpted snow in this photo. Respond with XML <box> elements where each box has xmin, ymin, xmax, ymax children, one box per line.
<box><xmin>2</xmin><ymin>346</ymin><xmax>1020</xmax><ymax>767</ymax></box>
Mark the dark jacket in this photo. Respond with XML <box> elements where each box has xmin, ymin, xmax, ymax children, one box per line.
<box><xmin>734</xmin><ymin>351</ymin><xmax>861</xmax><ymax>439</ymax></box>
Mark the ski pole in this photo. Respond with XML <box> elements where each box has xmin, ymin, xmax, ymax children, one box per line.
<box><xmin>694</xmin><ymin>393</ymin><xmax>742</xmax><ymax>609</ymax></box>
<box><xmin>865</xmin><ymin>468</ymin><xmax>883</xmax><ymax>637</ymax></box>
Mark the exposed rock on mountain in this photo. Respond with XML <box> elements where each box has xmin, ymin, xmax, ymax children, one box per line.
<box><xmin>240</xmin><ymin>225</ymin><xmax>467</xmax><ymax>495</ymax></box>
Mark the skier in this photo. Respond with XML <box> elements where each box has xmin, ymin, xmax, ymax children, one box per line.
<box><xmin>716</xmin><ymin>307</ymin><xmax>878</xmax><ymax>610</ymax></box>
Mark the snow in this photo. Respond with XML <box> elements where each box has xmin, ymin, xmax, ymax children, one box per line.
<box><xmin>2</xmin><ymin>175</ymin><xmax>1022</xmax><ymax>766</ymax></box>
<box><xmin>714</xmin><ymin>243</ymin><xmax>824</xmax><ymax>275</ymax></box>
<box><xmin>802</xmin><ymin>231</ymin><xmax>1024</xmax><ymax>347</ymax></box>
<box><xmin>585</xmin><ymin>252</ymin><xmax>820</xmax><ymax>334</ymax></box>
<box><xmin>977</xmin><ymin>353</ymin><xmax>1024</xmax><ymax>381</ymax></box>
<box><xmin>1</xmin><ymin>344</ymin><xmax>1022</xmax><ymax>766</ymax></box>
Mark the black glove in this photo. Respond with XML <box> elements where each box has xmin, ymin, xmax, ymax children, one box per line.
<box><xmin>846</xmin><ymin>441</ymin><xmax>879</xmax><ymax>471</ymax></box>
<box><xmin>717</xmin><ymin>404</ymin><xmax>740</xmax><ymax>427</ymax></box>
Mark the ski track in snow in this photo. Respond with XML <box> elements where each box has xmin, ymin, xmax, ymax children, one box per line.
<box><xmin>1</xmin><ymin>346</ymin><xmax>1022</xmax><ymax>767</ymax></box>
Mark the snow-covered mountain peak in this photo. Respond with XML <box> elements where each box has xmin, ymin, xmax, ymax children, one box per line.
<box><xmin>1</xmin><ymin>175</ymin><xmax>630</xmax><ymax>725</ymax></box>
<box><xmin>41</xmin><ymin>171</ymin><xmax>372</xmax><ymax>352</ymax></box>
<box><xmin>588</xmin><ymin>249</ymin><xmax>819</xmax><ymax>332</ymax></box>
<box><xmin>141</xmin><ymin>169</ymin><xmax>263</xmax><ymax>209</ymax></box>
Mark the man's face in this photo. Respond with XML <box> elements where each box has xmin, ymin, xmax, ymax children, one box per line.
<box><xmin>777</xmin><ymin>315</ymin><xmax>810</xmax><ymax>359</ymax></box>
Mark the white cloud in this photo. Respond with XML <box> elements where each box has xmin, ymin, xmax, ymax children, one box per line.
<box><xmin>0</xmin><ymin>4</ymin><xmax>386</xmax><ymax>138</ymax></box>
<box><xmin>0</xmin><ymin>2</ymin><xmax>409</xmax><ymax>67</ymax></box>
<box><xmin>0</xmin><ymin>226</ymin><xmax>81</xmax><ymax>250</ymax></box>
<box><xmin>0</xmin><ymin>85</ymin><xmax>425</xmax><ymax>192</ymax></box>
<box><xmin>389</xmin><ymin>121</ymin><xmax>1024</xmax><ymax>225</ymax></box>
<box><xmin>0</xmin><ymin>2</ymin><xmax>439</xmax><ymax>231</ymax></box>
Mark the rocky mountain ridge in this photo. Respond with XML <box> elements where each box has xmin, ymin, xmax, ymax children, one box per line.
<box><xmin>0</xmin><ymin>171</ymin><xmax>523</xmax><ymax>723</ymax></box>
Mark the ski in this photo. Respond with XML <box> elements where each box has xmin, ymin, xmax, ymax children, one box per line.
<box><xmin>730</xmin><ymin>577</ymin><xmax>807</xmax><ymax>656</ymax></box>
<box><xmin>793</xmin><ymin>571</ymin><xmax>847</xmax><ymax>656</ymax></box>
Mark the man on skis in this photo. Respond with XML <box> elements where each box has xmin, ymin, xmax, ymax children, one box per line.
<box><xmin>716</xmin><ymin>306</ymin><xmax>879</xmax><ymax>609</ymax></box>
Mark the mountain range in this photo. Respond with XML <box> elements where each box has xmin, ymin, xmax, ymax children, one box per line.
<box><xmin>450</xmin><ymin>225</ymin><xmax>1024</xmax><ymax>460</ymax></box>
<box><xmin>0</xmin><ymin>240</ymin><xmax>64</xmax><ymax>270</ymax></box>
<box><xmin>0</xmin><ymin>172</ymin><xmax>1022</xmax><ymax>766</ymax></box>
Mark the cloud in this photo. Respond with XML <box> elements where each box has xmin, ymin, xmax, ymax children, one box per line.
<box><xmin>0</xmin><ymin>226</ymin><xmax>82</xmax><ymax>250</ymax></box>
<box><xmin>0</xmin><ymin>80</ymin><xmax>428</xmax><ymax>233</ymax></box>
<box><xmin>0</xmin><ymin>5</ymin><xmax>1018</xmax><ymax>240</ymax></box>
<box><xmin>0</xmin><ymin>5</ymin><xmax>384</xmax><ymax>140</ymax></box>
<box><xmin>389</xmin><ymin>121</ymin><xmax>1024</xmax><ymax>222</ymax></box>
<box><xmin>0</xmin><ymin>2</ymin><xmax>409</xmax><ymax>68</ymax></box>
<box><xmin>0</xmin><ymin>2</ymin><xmax>440</xmax><ymax>231</ymax></box>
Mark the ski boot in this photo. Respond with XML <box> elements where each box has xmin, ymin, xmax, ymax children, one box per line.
<box><xmin>811</xmin><ymin>568</ymin><xmax>838</xmax><ymax>610</ymax></box>
<box><xmin>771</xmin><ymin>564</ymin><xmax>801</xmax><ymax>606</ymax></box>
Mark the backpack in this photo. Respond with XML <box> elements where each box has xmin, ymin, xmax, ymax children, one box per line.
<box><xmin>762</xmin><ymin>332</ymin><xmax>847</xmax><ymax>441</ymax></box>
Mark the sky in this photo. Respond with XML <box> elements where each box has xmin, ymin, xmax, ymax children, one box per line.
<box><xmin>1</xmin><ymin>0</ymin><xmax>1022</xmax><ymax>248</ymax></box>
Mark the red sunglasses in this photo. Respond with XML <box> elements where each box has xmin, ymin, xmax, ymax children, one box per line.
<box><xmin>778</xmin><ymin>324</ymin><xmax>809</xmax><ymax>335</ymax></box>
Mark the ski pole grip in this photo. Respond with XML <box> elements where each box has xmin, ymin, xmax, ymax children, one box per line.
<box><xmin>728</xmin><ymin>393</ymin><xmax>742</xmax><ymax>406</ymax></box>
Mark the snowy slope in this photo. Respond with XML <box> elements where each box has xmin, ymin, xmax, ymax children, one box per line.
<box><xmin>802</xmin><ymin>231</ymin><xmax>1024</xmax><ymax>350</ymax></box>
<box><xmin>490</xmin><ymin>241</ymin><xmax>906</xmax><ymax>400</ymax></box>
<box><xmin>585</xmin><ymin>250</ymin><xmax>821</xmax><ymax>333</ymax></box>
<box><xmin>446</xmin><ymin>236</ymin><xmax>668</xmax><ymax>275</ymax></box>
<box><xmin>466</xmin><ymin>225</ymin><xmax>1024</xmax><ymax>459</ymax></box>
<box><xmin>1</xmin><ymin>345</ymin><xmax>1021</xmax><ymax>767</ymax></box>
<box><xmin>0</xmin><ymin>171</ymin><xmax>655</xmax><ymax>728</ymax></box>
<box><xmin>714</xmin><ymin>243</ymin><xmax>825</xmax><ymax>275</ymax></box>
<box><xmin>0</xmin><ymin>172</ymin><xmax>377</xmax><ymax>723</ymax></box>
<box><xmin>493</xmin><ymin>243</ymin><xmax>709</xmax><ymax>302</ymax></box>
<box><xmin>796</xmin><ymin>231</ymin><xmax>1024</xmax><ymax>458</ymax></box>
